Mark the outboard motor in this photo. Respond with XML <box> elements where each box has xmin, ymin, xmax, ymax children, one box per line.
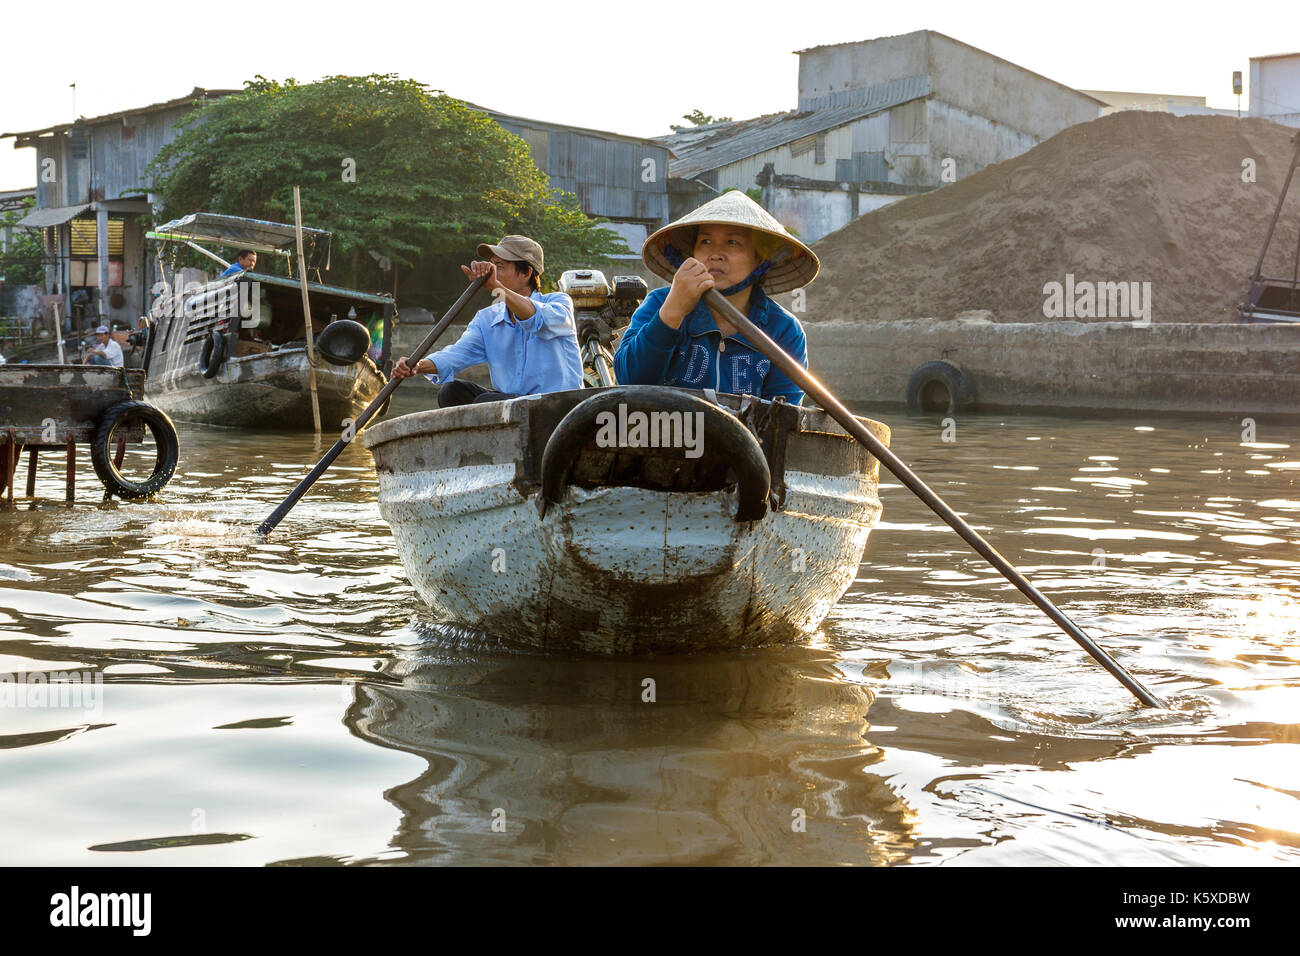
<box><xmin>557</xmin><ymin>269</ymin><xmax>647</xmax><ymax>387</ymax></box>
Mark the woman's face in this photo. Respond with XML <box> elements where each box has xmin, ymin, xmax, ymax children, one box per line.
<box><xmin>693</xmin><ymin>226</ymin><xmax>759</xmax><ymax>290</ymax></box>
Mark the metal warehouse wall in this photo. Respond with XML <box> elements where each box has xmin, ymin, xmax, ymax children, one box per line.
<box><xmin>495</xmin><ymin>119</ymin><xmax>670</xmax><ymax>226</ymax></box>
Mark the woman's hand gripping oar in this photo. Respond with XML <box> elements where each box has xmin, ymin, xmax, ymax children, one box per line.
<box><xmin>254</xmin><ymin>274</ymin><xmax>489</xmax><ymax>537</ymax></box>
<box><xmin>700</xmin><ymin>286</ymin><xmax>1166</xmax><ymax>709</ymax></box>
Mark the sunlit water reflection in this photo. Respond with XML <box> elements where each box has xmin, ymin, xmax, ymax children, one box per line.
<box><xmin>1</xmin><ymin>393</ymin><xmax>1297</xmax><ymax>865</ymax></box>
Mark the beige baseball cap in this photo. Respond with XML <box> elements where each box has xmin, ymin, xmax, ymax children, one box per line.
<box><xmin>477</xmin><ymin>235</ymin><xmax>544</xmax><ymax>276</ymax></box>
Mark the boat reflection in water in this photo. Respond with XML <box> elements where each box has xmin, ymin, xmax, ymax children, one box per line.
<box><xmin>344</xmin><ymin>632</ymin><xmax>919</xmax><ymax>865</ymax></box>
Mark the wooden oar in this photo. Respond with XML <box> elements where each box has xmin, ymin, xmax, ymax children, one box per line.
<box><xmin>255</xmin><ymin>274</ymin><xmax>488</xmax><ymax>537</ymax></box>
<box><xmin>702</xmin><ymin>287</ymin><xmax>1166</xmax><ymax>708</ymax></box>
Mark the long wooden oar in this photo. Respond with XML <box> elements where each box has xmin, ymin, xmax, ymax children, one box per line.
<box><xmin>255</xmin><ymin>274</ymin><xmax>488</xmax><ymax>537</ymax></box>
<box><xmin>702</xmin><ymin>287</ymin><xmax>1165</xmax><ymax>708</ymax></box>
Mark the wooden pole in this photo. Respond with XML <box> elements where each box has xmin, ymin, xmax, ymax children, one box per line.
<box><xmin>293</xmin><ymin>186</ymin><xmax>322</xmax><ymax>434</ymax></box>
<box><xmin>53</xmin><ymin>301</ymin><xmax>66</xmax><ymax>365</ymax></box>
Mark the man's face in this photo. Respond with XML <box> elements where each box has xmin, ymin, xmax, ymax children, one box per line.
<box><xmin>693</xmin><ymin>226</ymin><xmax>759</xmax><ymax>289</ymax></box>
<box><xmin>489</xmin><ymin>256</ymin><xmax>533</xmax><ymax>297</ymax></box>
<box><xmin>96</xmin><ymin>332</ymin><xmax>109</xmax><ymax>344</ymax></box>
<box><xmin>239</xmin><ymin>252</ymin><xmax>258</xmax><ymax>271</ymax></box>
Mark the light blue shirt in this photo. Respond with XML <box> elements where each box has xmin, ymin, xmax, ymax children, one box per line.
<box><xmin>424</xmin><ymin>290</ymin><xmax>583</xmax><ymax>395</ymax></box>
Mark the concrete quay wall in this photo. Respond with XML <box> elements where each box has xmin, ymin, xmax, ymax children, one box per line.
<box><xmin>803</xmin><ymin>317</ymin><xmax>1299</xmax><ymax>415</ymax></box>
<box><xmin>393</xmin><ymin>314</ymin><xmax>1298</xmax><ymax>416</ymax></box>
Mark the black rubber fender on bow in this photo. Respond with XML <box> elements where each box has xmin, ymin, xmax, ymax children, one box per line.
<box><xmin>316</xmin><ymin>319</ymin><xmax>371</xmax><ymax>366</ymax></box>
<box><xmin>199</xmin><ymin>328</ymin><xmax>227</xmax><ymax>379</ymax></box>
<box><xmin>539</xmin><ymin>386</ymin><xmax>770</xmax><ymax>522</ymax></box>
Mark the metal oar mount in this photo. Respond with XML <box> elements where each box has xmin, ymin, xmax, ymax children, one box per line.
<box><xmin>701</xmin><ymin>288</ymin><xmax>1166</xmax><ymax>709</ymax></box>
<box><xmin>254</xmin><ymin>274</ymin><xmax>489</xmax><ymax>537</ymax></box>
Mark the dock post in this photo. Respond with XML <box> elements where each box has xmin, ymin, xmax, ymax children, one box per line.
<box><xmin>4</xmin><ymin>429</ymin><xmax>15</xmax><ymax>506</ymax></box>
<box><xmin>65</xmin><ymin>432</ymin><xmax>75</xmax><ymax>503</ymax></box>
<box><xmin>0</xmin><ymin>435</ymin><xmax>9</xmax><ymax>504</ymax></box>
<box><xmin>26</xmin><ymin>447</ymin><xmax>37</xmax><ymax>497</ymax></box>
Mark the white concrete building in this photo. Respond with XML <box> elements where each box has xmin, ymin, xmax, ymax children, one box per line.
<box><xmin>1081</xmin><ymin>90</ymin><xmax>1237</xmax><ymax>118</ymax></box>
<box><xmin>1250</xmin><ymin>52</ymin><xmax>1300</xmax><ymax>127</ymax></box>
<box><xmin>659</xmin><ymin>30</ymin><xmax>1103</xmax><ymax>243</ymax></box>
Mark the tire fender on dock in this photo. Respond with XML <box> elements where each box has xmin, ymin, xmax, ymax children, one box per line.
<box><xmin>90</xmin><ymin>401</ymin><xmax>180</xmax><ymax>499</ymax></box>
<box><xmin>906</xmin><ymin>360</ymin><xmax>976</xmax><ymax>414</ymax></box>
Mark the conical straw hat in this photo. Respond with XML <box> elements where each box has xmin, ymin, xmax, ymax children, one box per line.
<box><xmin>642</xmin><ymin>191</ymin><xmax>819</xmax><ymax>295</ymax></box>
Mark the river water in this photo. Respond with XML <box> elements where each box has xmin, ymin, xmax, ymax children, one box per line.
<box><xmin>1</xmin><ymin>391</ymin><xmax>1297</xmax><ymax>866</ymax></box>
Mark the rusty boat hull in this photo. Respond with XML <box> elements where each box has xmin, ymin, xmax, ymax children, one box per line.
<box><xmin>363</xmin><ymin>387</ymin><xmax>888</xmax><ymax>654</ymax></box>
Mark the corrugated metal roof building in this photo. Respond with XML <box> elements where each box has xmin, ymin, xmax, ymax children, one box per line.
<box><xmin>478</xmin><ymin>107</ymin><xmax>671</xmax><ymax>263</ymax></box>
<box><xmin>2</xmin><ymin>88</ymin><xmax>235</xmax><ymax>332</ymax></box>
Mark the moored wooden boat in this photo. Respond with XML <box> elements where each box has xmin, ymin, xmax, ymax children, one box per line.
<box><xmin>363</xmin><ymin>385</ymin><xmax>888</xmax><ymax>653</ymax></box>
<box><xmin>142</xmin><ymin>213</ymin><xmax>394</xmax><ymax>430</ymax></box>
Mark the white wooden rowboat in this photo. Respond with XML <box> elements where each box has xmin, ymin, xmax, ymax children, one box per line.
<box><xmin>363</xmin><ymin>386</ymin><xmax>888</xmax><ymax>654</ymax></box>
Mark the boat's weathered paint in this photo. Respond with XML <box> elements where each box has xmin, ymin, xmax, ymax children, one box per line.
<box><xmin>146</xmin><ymin>347</ymin><xmax>383</xmax><ymax>430</ymax></box>
<box><xmin>364</xmin><ymin>389</ymin><xmax>888</xmax><ymax>653</ymax></box>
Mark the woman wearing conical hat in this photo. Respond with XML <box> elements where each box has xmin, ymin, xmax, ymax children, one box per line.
<box><xmin>613</xmin><ymin>191</ymin><xmax>818</xmax><ymax>404</ymax></box>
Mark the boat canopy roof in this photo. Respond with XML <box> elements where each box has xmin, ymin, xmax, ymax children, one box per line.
<box><xmin>244</xmin><ymin>271</ymin><xmax>393</xmax><ymax>306</ymax></box>
<box><xmin>152</xmin><ymin>212</ymin><xmax>331</xmax><ymax>257</ymax></box>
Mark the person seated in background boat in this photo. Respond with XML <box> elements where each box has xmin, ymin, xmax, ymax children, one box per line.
<box><xmin>219</xmin><ymin>249</ymin><xmax>257</xmax><ymax>278</ymax></box>
<box><xmin>84</xmin><ymin>324</ymin><xmax>124</xmax><ymax>367</ymax></box>
<box><xmin>613</xmin><ymin>191</ymin><xmax>817</xmax><ymax>405</ymax></box>
<box><xmin>390</xmin><ymin>235</ymin><xmax>583</xmax><ymax>406</ymax></box>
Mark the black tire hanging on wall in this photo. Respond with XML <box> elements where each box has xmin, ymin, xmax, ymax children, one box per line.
<box><xmin>316</xmin><ymin>319</ymin><xmax>371</xmax><ymax>366</ymax></box>
<box><xmin>91</xmin><ymin>401</ymin><xmax>181</xmax><ymax>499</ymax></box>
<box><xmin>199</xmin><ymin>328</ymin><xmax>227</xmax><ymax>379</ymax></box>
<box><xmin>906</xmin><ymin>360</ymin><xmax>976</xmax><ymax>414</ymax></box>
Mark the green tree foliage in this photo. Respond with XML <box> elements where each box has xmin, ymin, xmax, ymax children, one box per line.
<box><xmin>147</xmin><ymin>75</ymin><xmax>628</xmax><ymax>293</ymax></box>
<box><xmin>723</xmin><ymin>186</ymin><xmax>765</xmax><ymax>206</ymax></box>
<box><xmin>671</xmin><ymin>109</ymin><xmax>734</xmax><ymax>131</ymax></box>
<box><xmin>0</xmin><ymin>199</ymin><xmax>46</xmax><ymax>286</ymax></box>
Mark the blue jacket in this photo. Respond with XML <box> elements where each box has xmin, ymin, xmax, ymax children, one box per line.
<box><xmin>424</xmin><ymin>290</ymin><xmax>583</xmax><ymax>396</ymax></box>
<box><xmin>613</xmin><ymin>285</ymin><xmax>808</xmax><ymax>404</ymax></box>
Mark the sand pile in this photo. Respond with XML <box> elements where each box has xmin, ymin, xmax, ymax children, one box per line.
<box><xmin>802</xmin><ymin>111</ymin><xmax>1300</xmax><ymax>324</ymax></box>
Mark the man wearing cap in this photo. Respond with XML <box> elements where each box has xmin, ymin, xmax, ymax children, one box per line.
<box><xmin>391</xmin><ymin>235</ymin><xmax>583</xmax><ymax>406</ymax></box>
<box><xmin>85</xmin><ymin>324</ymin><xmax>124</xmax><ymax>367</ymax></box>
<box><xmin>614</xmin><ymin>192</ymin><xmax>815</xmax><ymax>405</ymax></box>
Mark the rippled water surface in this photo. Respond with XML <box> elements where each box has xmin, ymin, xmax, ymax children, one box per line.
<box><xmin>2</xmin><ymin>392</ymin><xmax>1298</xmax><ymax>866</ymax></box>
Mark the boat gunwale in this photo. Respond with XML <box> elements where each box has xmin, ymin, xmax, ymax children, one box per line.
<box><xmin>362</xmin><ymin>387</ymin><xmax>890</xmax><ymax>451</ymax></box>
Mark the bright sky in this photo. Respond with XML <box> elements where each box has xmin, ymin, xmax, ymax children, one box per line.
<box><xmin>2</xmin><ymin>0</ymin><xmax>1298</xmax><ymax>191</ymax></box>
